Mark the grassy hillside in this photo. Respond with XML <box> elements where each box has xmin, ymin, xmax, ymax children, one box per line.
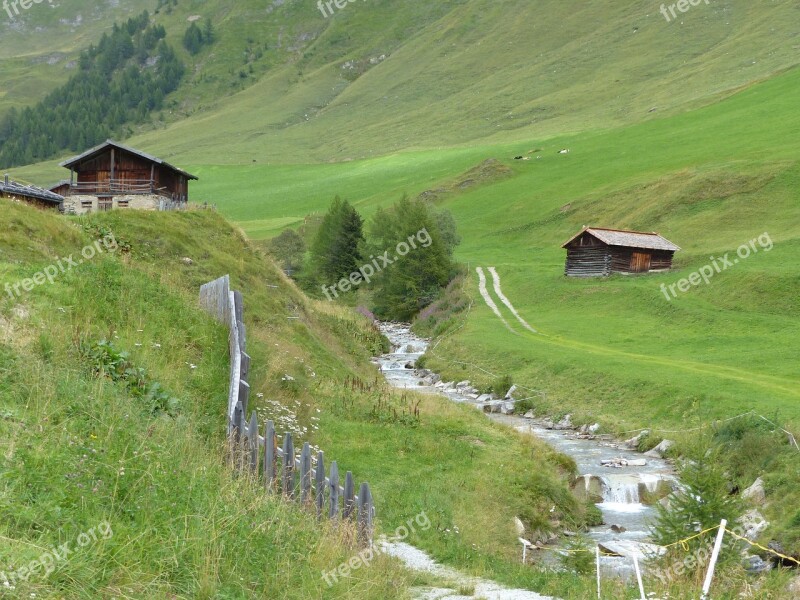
<box><xmin>0</xmin><ymin>201</ymin><xmax>611</xmax><ymax>598</ymax></box>
<box><xmin>7</xmin><ymin>0</ymin><xmax>800</xmax><ymax>173</ymax></box>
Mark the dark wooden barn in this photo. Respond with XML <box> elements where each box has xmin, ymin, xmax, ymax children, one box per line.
<box><xmin>1</xmin><ymin>174</ymin><xmax>64</xmax><ymax>211</ymax></box>
<box><xmin>59</xmin><ymin>140</ymin><xmax>198</xmax><ymax>202</ymax></box>
<box><xmin>562</xmin><ymin>227</ymin><xmax>680</xmax><ymax>277</ymax></box>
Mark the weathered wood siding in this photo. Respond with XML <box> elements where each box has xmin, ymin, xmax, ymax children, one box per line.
<box><xmin>564</xmin><ymin>247</ymin><xmax>611</xmax><ymax>277</ymax></box>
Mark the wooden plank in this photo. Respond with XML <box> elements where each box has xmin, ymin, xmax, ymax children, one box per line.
<box><xmin>343</xmin><ymin>472</ymin><xmax>355</xmax><ymax>520</ymax></box>
<box><xmin>240</xmin><ymin>352</ymin><xmax>251</xmax><ymax>381</ymax></box>
<box><xmin>329</xmin><ymin>461</ymin><xmax>339</xmax><ymax>520</ymax></box>
<box><xmin>198</xmin><ymin>275</ymin><xmax>230</xmax><ymax>323</ymax></box>
<box><xmin>232</xmin><ymin>400</ymin><xmax>244</xmax><ymax>470</ymax></box>
<box><xmin>358</xmin><ymin>482</ymin><xmax>373</xmax><ymax>545</ymax></box>
<box><xmin>238</xmin><ymin>380</ymin><xmax>250</xmax><ymax>420</ymax></box>
<box><xmin>315</xmin><ymin>451</ymin><xmax>325</xmax><ymax>520</ymax></box>
<box><xmin>237</xmin><ymin>321</ymin><xmax>247</xmax><ymax>353</ymax></box>
<box><xmin>233</xmin><ymin>290</ymin><xmax>244</xmax><ymax>324</ymax></box>
<box><xmin>248</xmin><ymin>411</ymin><xmax>259</xmax><ymax>474</ymax></box>
<box><xmin>264</xmin><ymin>420</ymin><xmax>276</xmax><ymax>492</ymax></box>
<box><xmin>300</xmin><ymin>443</ymin><xmax>312</xmax><ymax>504</ymax></box>
<box><xmin>282</xmin><ymin>433</ymin><xmax>295</xmax><ymax>498</ymax></box>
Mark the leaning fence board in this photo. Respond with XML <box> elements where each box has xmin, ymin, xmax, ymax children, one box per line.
<box><xmin>315</xmin><ymin>452</ymin><xmax>326</xmax><ymax>519</ymax></box>
<box><xmin>329</xmin><ymin>462</ymin><xmax>340</xmax><ymax>519</ymax></box>
<box><xmin>300</xmin><ymin>443</ymin><xmax>312</xmax><ymax>504</ymax></box>
<box><xmin>264</xmin><ymin>420</ymin><xmax>276</xmax><ymax>491</ymax></box>
<box><xmin>248</xmin><ymin>411</ymin><xmax>259</xmax><ymax>473</ymax></box>
<box><xmin>343</xmin><ymin>472</ymin><xmax>355</xmax><ymax>520</ymax></box>
<box><xmin>282</xmin><ymin>433</ymin><xmax>295</xmax><ymax>497</ymax></box>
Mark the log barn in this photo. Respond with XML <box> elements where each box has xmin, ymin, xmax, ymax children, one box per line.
<box><xmin>59</xmin><ymin>140</ymin><xmax>197</xmax><ymax>211</ymax></box>
<box><xmin>1</xmin><ymin>174</ymin><xmax>64</xmax><ymax>211</ymax></box>
<box><xmin>562</xmin><ymin>227</ymin><xmax>680</xmax><ymax>277</ymax></box>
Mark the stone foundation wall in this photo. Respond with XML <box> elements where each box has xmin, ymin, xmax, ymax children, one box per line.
<box><xmin>63</xmin><ymin>194</ymin><xmax>162</xmax><ymax>215</ymax></box>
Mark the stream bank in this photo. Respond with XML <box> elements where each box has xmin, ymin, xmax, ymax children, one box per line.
<box><xmin>373</xmin><ymin>322</ymin><xmax>677</xmax><ymax>576</ymax></box>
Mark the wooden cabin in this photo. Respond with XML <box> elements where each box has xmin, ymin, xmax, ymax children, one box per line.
<box><xmin>562</xmin><ymin>227</ymin><xmax>680</xmax><ymax>277</ymax></box>
<box><xmin>59</xmin><ymin>140</ymin><xmax>198</xmax><ymax>204</ymax></box>
<box><xmin>1</xmin><ymin>174</ymin><xmax>64</xmax><ymax>211</ymax></box>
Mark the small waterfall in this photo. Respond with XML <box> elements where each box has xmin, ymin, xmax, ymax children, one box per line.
<box><xmin>600</xmin><ymin>475</ymin><xmax>642</xmax><ymax>505</ymax></box>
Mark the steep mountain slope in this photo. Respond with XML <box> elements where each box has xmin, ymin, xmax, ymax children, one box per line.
<box><xmin>5</xmin><ymin>0</ymin><xmax>800</xmax><ymax>170</ymax></box>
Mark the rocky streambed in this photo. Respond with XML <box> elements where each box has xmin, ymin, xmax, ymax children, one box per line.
<box><xmin>373</xmin><ymin>322</ymin><xmax>678</xmax><ymax>575</ymax></box>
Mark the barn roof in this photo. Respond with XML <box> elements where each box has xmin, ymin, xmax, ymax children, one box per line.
<box><xmin>0</xmin><ymin>176</ymin><xmax>64</xmax><ymax>205</ymax></box>
<box><xmin>562</xmin><ymin>227</ymin><xmax>681</xmax><ymax>251</ymax></box>
<box><xmin>60</xmin><ymin>140</ymin><xmax>198</xmax><ymax>180</ymax></box>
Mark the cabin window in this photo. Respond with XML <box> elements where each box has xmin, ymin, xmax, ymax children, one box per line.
<box><xmin>117</xmin><ymin>199</ymin><xmax>129</xmax><ymax>208</ymax></box>
<box><xmin>80</xmin><ymin>200</ymin><xmax>93</xmax><ymax>209</ymax></box>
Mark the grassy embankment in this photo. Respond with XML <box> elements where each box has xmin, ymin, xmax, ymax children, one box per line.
<box><xmin>0</xmin><ymin>203</ymin><xmax>617</xmax><ymax>598</ymax></box>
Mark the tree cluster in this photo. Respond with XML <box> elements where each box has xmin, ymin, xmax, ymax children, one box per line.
<box><xmin>183</xmin><ymin>19</ymin><xmax>215</xmax><ymax>55</ymax></box>
<box><xmin>301</xmin><ymin>195</ymin><xmax>459</xmax><ymax>321</ymax></box>
<box><xmin>0</xmin><ymin>11</ymin><xmax>185</xmax><ymax>168</ymax></box>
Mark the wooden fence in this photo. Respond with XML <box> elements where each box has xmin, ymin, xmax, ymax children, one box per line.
<box><xmin>199</xmin><ymin>275</ymin><xmax>374</xmax><ymax>544</ymax></box>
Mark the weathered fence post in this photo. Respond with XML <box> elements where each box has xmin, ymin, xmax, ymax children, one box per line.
<box><xmin>358</xmin><ymin>482</ymin><xmax>373</xmax><ymax>546</ymax></box>
<box><xmin>264</xmin><ymin>420</ymin><xmax>276</xmax><ymax>492</ymax></box>
<box><xmin>300</xmin><ymin>442</ymin><xmax>312</xmax><ymax>504</ymax></box>
<box><xmin>329</xmin><ymin>461</ymin><xmax>340</xmax><ymax>520</ymax></box>
<box><xmin>343</xmin><ymin>472</ymin><xmax>355</xmax><ymax>520</ymax></box>
<box><xmin>282</xmin><ymin>433</ymin><xmax>295</xmax><ymax>497</ymax></box>
<box><xmin>240</xmin><ymin>352</ymin><xmax>251</xmax><ymax>381</ymax></box>
<box><xmin>315</xmin><ymin>451</ymin><xmax>325</xmax><ymax>520</ymax></box>
<box><xmin>232</xmin><ymin>400</ymin><xmax>244</xmax><ymax>471</ymax></box>
<box><xmin>238</xmin><ymin>380</ymin><xmax>250</xmax><ymax>421</ymax></box>
<box><xmin>248</xmin><ymin>411</ymin><xmax>259</xmax><ymax>474</ymax></box>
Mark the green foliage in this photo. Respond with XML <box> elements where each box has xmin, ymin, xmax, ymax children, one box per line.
<box><xmin>652</xmin><ymin>449</ymin><xmax>743</xmax><ymax>558</ymax></box>
<box><xmin>559</xmin><ymin>536</ymin><xmax>595</xmax><ymax>575</ymax></box>
<box><xmin>490</xmin><ymin>374</ymin><xmax>514</xmax><ymax>397</ymax></box>
<box><xmin>80</xmin><ymin>339</ymin><xmax>180</xmax><ymax>417</ymax></box>
<box><xmin>268</xmin><ymin>228</ymin><xmax>305</xmax><ymax>272</ymax></box>
<box><xmin>183</xmin><ymin>19</ymin><xmax>215</xmax><ymax>55</ymax></box>
<box><xmin>310</xmin><ymin>197</ymin><xmax>364</xmax><ymax>287</ymax></box>
<box><xmin>0</xmin><ymin>12</ymin><xmax>183</xmax><ymax>167</ymax></box>
<box><xmin>365</xmin><ymin>195</ymin><xmax>458</xmax><ymax>321</ymax></box>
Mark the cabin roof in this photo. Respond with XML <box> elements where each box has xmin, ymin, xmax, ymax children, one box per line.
<box><xmin>60</xmin><ymin>140</ymin><xmax>198</xmax><ymax>180</ymax></box>
<box><xmin>1</xmin><ymin>177</ymin><xmax>64</xmax><ymax>205</ymax></box>
<box><xmin>562</xmin><ymin>227</ymin><xmax>681</xmax><ymax>252</ymax></box>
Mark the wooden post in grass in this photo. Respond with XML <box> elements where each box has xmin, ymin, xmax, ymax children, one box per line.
<box><xmin>343</xmin><ymin>472</ymin><xmax>355</xmax><ymax>520</ymax></box>
<box><xmin>238</xmin><ymin>380</ymin><xmax>250</xmax><ymax>421</ymax></box>
<box><xmin>701</xmin><ymin>520</ymin><xmax>728</xmax><ymax>600</ymax></box>
<box><xmin>248</xmin><ymin>411</ymin><xmax>259</xmax><ymax>474</ymax></box>
<box><xmin>282</xmin><ymin>433</ymin><xmax>295</xmax><ymax>497</ymax></box>
<box><xmin>300</xmin><ymin>442</ymin><xmax>312</xmax><ymax>504</ymax></box>
<box><xmin>232</xmin><ymin>400</ymin><xmax>244</xmax><ymax>470</ymax></box>
<box><xmin>264</xmin><ymin>420</ymin><xmax>275</xmax><ymax>492</ymax></box>
<box><xmin>315</xmin><ymin>451</ymin><xmax>326</xmax><ymax>520</ymax></box>
<box><xmin>329</xmin><ymin>462</ymin><xmax>340</xmax><ymax>520</ymax></box>
<box><xmin>358</xmin><ymin>483</ymin><xmax>373</xmax><ymax>545</ymax></box>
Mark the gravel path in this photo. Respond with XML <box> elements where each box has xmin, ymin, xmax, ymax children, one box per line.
<box><xmin>380</xmin><ymin>540</ymin><xmax>560</xmax><ymax>600</ymax></box>
<box><xmin>487</xmin><ymin>267</ymin><xmax>538</xmax><ymax>333</ymax></box>
<box><xmin>476</xmin><ymin>267</ymin><xmax>517</xmax><ymax>334</ymax></box>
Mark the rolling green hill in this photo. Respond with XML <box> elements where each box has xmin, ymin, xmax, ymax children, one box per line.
<box><xmin>3</xmin><ymin>0</ymin><xmax>800</xmax><ymax>592</ymax></box>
